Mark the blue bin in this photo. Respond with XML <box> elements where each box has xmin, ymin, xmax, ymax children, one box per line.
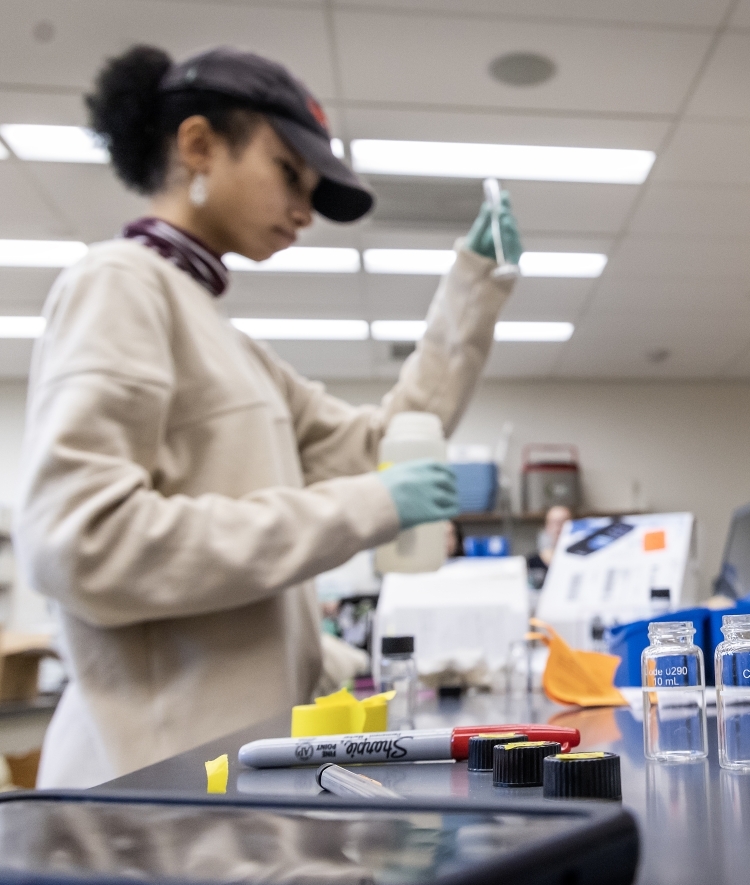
<box><xmin>451</xmin><ymin>462</ymin><xmax>497</xmax><ymax>513</ymax></box>
<box><xmin>608</xmin><ymin>608</ymin><xmax>714</xmax><ymax>686</ymax></box>
<box><xmin>706</xmin><ymin>600</ymin><xmax>750</xmax><ymax>669</ymax></box>
<box><xmin>463</xmin><ymin>535</ymin><xmax>510</xmax><ymax>557</ymax></box>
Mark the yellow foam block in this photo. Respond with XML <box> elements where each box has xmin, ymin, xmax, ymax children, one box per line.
<box><xmin>205</xmin><ymin>753</ymin><xmax>228</xmax><ymax>794</ymax></box>
<box><xmin>291</xmin><ymin>688</ymin><xmax>395</xmax><ymax>737</ymax></box>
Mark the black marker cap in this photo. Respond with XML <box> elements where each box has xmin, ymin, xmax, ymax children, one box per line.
<box><xmin>543</xmin><ymin>752</ymin><xmax>622</xmax><ymax>800</ymax></box>
<box><xmin>493</xmin><ymin>741</ymin><xmax>562</xmax><ymax>787</ymax></box>
<box><xmin>468</xmin><ymin>733</ymin><xmax>527</xmax><ymax>772</ymax></box>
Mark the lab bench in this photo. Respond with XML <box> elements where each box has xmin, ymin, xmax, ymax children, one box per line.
<box><xmin>100</xmin><ymin>691</ymin><xmax>750</xmax><ymax>885</ymax></box>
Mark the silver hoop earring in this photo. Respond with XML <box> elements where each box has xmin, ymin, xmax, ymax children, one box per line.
<box><xmin>189</xmin><ymin>173</ymin><xmax>208</xmax><ymax>207</ymax></box>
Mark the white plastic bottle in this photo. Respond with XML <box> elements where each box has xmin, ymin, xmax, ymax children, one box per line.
<box><xmin>375</xmin><ymin>411</ymin><xmax>448</xmax><ymax>574</ymax></box>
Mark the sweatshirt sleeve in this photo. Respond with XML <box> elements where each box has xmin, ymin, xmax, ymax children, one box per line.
<box><xmin>244</xmin><ymin>246</ymin><xmax>516</xmax><ymax>485</ymax></box>
<box><xmin>14</xmin><ymin>256</ymin><xmax>400</xmax><ymax>629</ymax></box>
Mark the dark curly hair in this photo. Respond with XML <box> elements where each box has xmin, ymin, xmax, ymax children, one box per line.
<box><xmin>86</xmin><ymin>45</ymin><xmax>261</xmax><ymax>195</ymax></box>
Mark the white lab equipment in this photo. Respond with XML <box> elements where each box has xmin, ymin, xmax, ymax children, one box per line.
<box><xmin>375</xmin><ymin>412</ymin><xmax>447</xmax><ymax>574</ymax></box>
<box><xmin>537</xmin><ymin>512</ymin><xmax>697</xmax><ymax>650</ymax></box>
<box><xmin>372</xmin><ymin>557</ymin><xmax>529</xmax><ymax>687</ymax></box>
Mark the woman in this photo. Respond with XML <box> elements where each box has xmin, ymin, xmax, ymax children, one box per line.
<box><xmin>15</xmin><ymin>45</ymin><xmax>522</xmax><ymax>787</ymax></box>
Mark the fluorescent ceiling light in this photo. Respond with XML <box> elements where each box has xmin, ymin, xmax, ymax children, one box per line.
<box><xmin>0</xmin><ymin>141</ymin><xmax>8</xmax><ymax>160</ymax></box>
<box><xmin>0</xmin><ymin>125</ymin><xmax>108</xmax><ymax>163</ymax></box>
<box><xmin>494</xmin><ymin>321</ymin><xmax>573</xmax><ymax>342</ymax></box>
<box><xmin>363</xmin><ymin>249</ymin><xmax>456</xmax><ymax>275</ymax></box>
<box><xmin>519</xmin><ymin>252</ymin><xmax>607</xmax><ymax>278</ymax></box>
<box><xmin>0</xmin><ymin>316</ymin><xmax>46</xmax><ymax>338</ymax></box>
<box><xmin>330</xmin><ymin>138</ymin><xmax>345</xmax><ymax>159</ymax></box>
<box><xmin>351</xmin><ymin>140</ymin><xmax>655</xmax><ymax>184</ymax></box>
<box><xmin>231</xmin><ymin>318</ymin><xmax>369</xmax><ymax>340</ymax></box>
<box><xmin>370</xmin><ymin>320</ymin><xmax>427</xmax><ymax>341</ymax></box>
<box><xmin>0</xmin><ymin>240</ymin><xmax>88</xmax><ymax>267</ymax></box>
<box><xmin>225</xmin><ymin>247</ymin><xmax>360</xmax><ymax>273</ymax></box>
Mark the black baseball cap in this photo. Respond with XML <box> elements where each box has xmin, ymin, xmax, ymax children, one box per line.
<box><xmin>159</xmin><ymin>47</ymin><xmax>374</xmax><ymax>223</ymax></box>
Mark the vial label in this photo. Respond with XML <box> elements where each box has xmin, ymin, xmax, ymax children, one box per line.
<box><xmin>644</xmin><ymin>654</ymin><xmax>702</xmax><ymax>688</ymax></box>
<box><xmin>720</xmin><ymin>652</ymin><xmax>750</xmax><ymax>687</ymax></box>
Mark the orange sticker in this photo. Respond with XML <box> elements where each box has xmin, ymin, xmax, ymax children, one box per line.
<box><xmin>643</xmin><ymin>530</ymin><xmax>666</xmax><ymax>552</ymax></box>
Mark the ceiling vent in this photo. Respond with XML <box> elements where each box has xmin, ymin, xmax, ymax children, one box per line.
<box><xmin>489</xmin><ymin>52</ymin><xmax>556</xmax><ymax>87</ymax></box>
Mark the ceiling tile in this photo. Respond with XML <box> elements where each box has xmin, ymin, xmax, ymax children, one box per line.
<box><xmin>588</xmin><ymin>275</ymin><xmax>750</xmax><ymax>315</ymax></box>
<box><xmin>651</xmin><ymin>119</ymin><xmax>750</xmax><ymax>184</ymax></box>
<box><xmin>0</xmin><ymin>1</ymin><xmax>335</xmax><ymax>96</ymax></box>
<box><xmin>629</xmin><ymin>183</ymin><xmax>750</xmax><ymax>238</ymax></box>
<box><xmin>0</xmin><ymin>90</ymin><xmax>86</xmax><ymax>125</ymax></box>
<box><xmin>224</xmin><ymin>274</ymin><xmax>366</xmax><ymax>318</ymax></box>
<box><xmin>335</xmin><ymin>0</ymin><xmax>733</xmax><ymax>28</ymax></box>
<box><xmin>0</xmin><ymin>163</ymin><xmax>72</xmax><ymax>238</ymax></box>
<box><xmin>500</xmin><ymin>277</ymin><xmax>595</xmax><ymax>320</ymax></box>
<box><xmin>363</xmin><ymin>274</ymin><xmax>438</xmax><ymax>319</ymax></box>
<box><xmin>334</xmin><ymin>10</ymin><xmax>712</xmax><ymax>114</ymax></box>
<box><xmin>0</xmin><ymin>269</ymin><xmax>60</xmax><ymax>313</ymax></box>
<box><xmin>23</xmin><ymin>163</ymin><xmax>147</xmax><ymax>242</ymax></box>
<box><xmin>503</xmin><ymin>181</ymin><xmax>640</xmax><ymax>236</ymax></box>
<box><xmin>358</xmin><ymin>225</ymin><xmax>459</xmax><ymax>249</ymax></box>
<box><xmin>484</xmin><ymin>341</ymin><xmax>565</xmax><ymax>378</ymax></box>
<box><xmin>552</xmin><ymin>309</ymin><xmax>750</xmax><ymax>378</ymax></box>
<box><xmin>605</xmin><ymin>234</ymin><xmax>750</xmax><ymax>278</ymax></box>
<box><xmin>729</xmin><ymin>0</ymin><xmax>750</xmax><ymax>29</ymax></box>
<box><xmin>684</xmin><ymin>32</ymin><xmax>750</xmax><ymax>120</ymax></box>
<box><xmin>263</xmin><ymin>340</ymin><xmax>377</xmax><ymax>380</ymax></box>
<box><xmin>0</xmin><ymin>339</ymin><xmax>34</xmax><ymax>379</ymax></box>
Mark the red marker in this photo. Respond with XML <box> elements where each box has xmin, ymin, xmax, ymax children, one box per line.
<box><xmin>239</xmin><ymin>724</ymin><xmax>580</xmax><ymax>768</ymax></box>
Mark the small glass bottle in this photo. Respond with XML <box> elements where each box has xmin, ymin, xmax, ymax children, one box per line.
<box><xmin>715</xmin><ymin>614</ymin><xmax>750</xmax><ymax>771</ymax></box>
<box><xmin>380</xmin><ymin>636</ymin><xmax>417</xmax><ymax>730</ymax></box>
<box><xmin>641</xmin><ymin>621</ymin><xmax>708</xmax><ymax>762</ymax></box>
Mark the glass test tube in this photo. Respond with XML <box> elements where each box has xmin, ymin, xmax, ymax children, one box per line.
<box><xmin>715</xmin><ymin>614</ymin><xmax>750</xmax><ymax>771</ymax></box>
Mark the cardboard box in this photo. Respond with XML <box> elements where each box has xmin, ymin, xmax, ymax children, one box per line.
<box><xmin>0</xmin><ymin>632</ymin><xmax>56</xmax><ymax>703</ymax></box>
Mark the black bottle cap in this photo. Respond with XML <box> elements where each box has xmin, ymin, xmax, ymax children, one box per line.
<box><xmin>493</xmin><ymin>741</ymin><xmax>562</xmax><ymax>787</ymax></box>
<box><xmin>381</xmin><ymin>636</ymin><xmax>414</xmax><ymax>655</ymax></box>
<box><xmin>467</xmin><ymin>733</ymin><xmax>527</xmax><ymax>772</ymax></box>
<box><xmin>543</xmin><ymin>752</ymin><xmax>622</xmax><ymax>800</ymax></box>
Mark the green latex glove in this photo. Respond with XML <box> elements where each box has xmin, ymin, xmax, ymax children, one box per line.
<box><xmin>465</xmin><ymin>191</ymin><xmax>523</xmax><ymax>265</ymax></box>
<box><xmin>378</xmin><ymin>459</ymin><xmax>460</xmax><ymax>529</ymax></box>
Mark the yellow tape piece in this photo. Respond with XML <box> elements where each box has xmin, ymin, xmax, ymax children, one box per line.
<box><xmin>205</xmin><ymin>753</ymin><xmax>228</xmax><ymax>794</ymax></box>
<box><xmin>291</xmin><ymin>688</ymin><xmax>395</xmax><ymax>737</ymax></box>
<box><xmin>558</xmin><ymin>752</ymin><xmax>607</xmax><ymax>760</ymax></box>
<box><xmin>378</xmin><ymin>462</ymin><xmax>394</xmax><ymax>471</ymax></box>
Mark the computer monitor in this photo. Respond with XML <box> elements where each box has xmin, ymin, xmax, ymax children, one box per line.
<box><xmin>714</xmin><ymin>503</ymin><xmax>750</xmax><ymax>599</ymax></box>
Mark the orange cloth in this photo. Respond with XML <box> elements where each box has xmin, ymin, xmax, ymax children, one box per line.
<box><xmin>529</xmin><ymin>619</ymin><xmax>627</xmax><ymax>708</ymax></box>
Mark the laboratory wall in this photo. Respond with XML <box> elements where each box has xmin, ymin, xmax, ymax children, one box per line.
<box><xmin>1</xmin><ymin>377</ymin><xmax>749</xmax><ymax>610</ymax></box>
<box><xmin>328</xmin><ymin>378</ymin><xmax>750</xmax><ymax>601</ymax></box>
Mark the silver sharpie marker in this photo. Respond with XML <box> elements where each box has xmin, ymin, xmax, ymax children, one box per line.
<box><xmin>239</xmin><ymin>729</ymin><xmax>451</xmax><ymax>769</ymax></box>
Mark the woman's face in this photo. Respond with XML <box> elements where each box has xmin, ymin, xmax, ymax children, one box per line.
<box><xmin>180</xmin><ymin>117</ymin><xmax>321</xmax><ymax>261</ymax></box>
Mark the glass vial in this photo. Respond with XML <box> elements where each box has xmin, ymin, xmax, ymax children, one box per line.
<box><xmin>380</xmin><ymin>636</ymin><xmax>417</xmax><ymax>730</ymax></box>
<box><xmin>716</xmin><ymin>614</ymin><xmax>750</xmax><ymax>771</ymax></box>
<box><xmin>642</xmin><ymin>621</ymin><xmax>708</xmax><ymax>762</ymax></box>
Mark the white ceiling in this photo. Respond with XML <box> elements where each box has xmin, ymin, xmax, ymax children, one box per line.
<box><xmin>1</xmin><ymin>0</ymin><xmax>750</xmax><ymax>380</ymax></box>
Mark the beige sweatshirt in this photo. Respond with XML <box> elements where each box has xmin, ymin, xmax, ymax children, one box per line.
<box><xmin>14</xmin><ymin>239</ymin><xmax>514</xmax><ymax>787</ymax></box>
